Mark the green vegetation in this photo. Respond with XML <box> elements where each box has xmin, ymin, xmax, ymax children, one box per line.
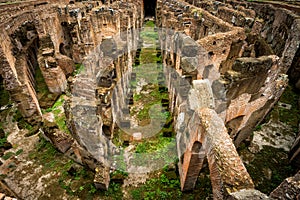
<box><xmin>27</xmin><ymin>138</ymin><xmax>97</xmax><ymax>198</ymax></box>
<box><xmin>144</xmin><ymin>20</ymin><xmax>156</xmax><ymax>28</ymax></box>
<box><xmin>138</xmin><ymin>22</ymin><xmax>159</xmax><ymax>64</ymax></box>
<box><xmin>0</xmin><ymin>134</ymin><xmax>8</xmax><ymax>148</ymax></box>
<box><xmin>135</xmin><ymin>134</ymin><xmax>174</xmax><ymax>154</ymax></box>
<box><xmin>131</xmin><ymin>85</ymin><xmax>169</xmax><ymax>122</ymax></box>
<box><xmin>109</xmin><ymin>20</ymin><xmax>212</xmax><ymax>200</ymax></box>
<box><xmin>111</xmin><ymin>169</ymin><xmax>129</xmax><ymax>178</ymax></box>
<box><xmin>133</xmin><ymin>93</ymin><xmax>142</xmax><ymax>101</ymax></box>
<box><xmin>0</xmin><ymin>123</ymin><xmax>8</xmax><ymax>148</ymax></box>
<box><xmin>12</xmin><ymin>110</ymin><xmax>39</xmax><ymax>136</ymax></box>
<box><xmin>44</xmin><ymin>95</ymin><xmax>70</xmax><ymax>134</ymax></box>
<box><xmin>253</xmin><ymin>84</ymin><xmax>300</xmax><ymax>135</ymax></box>
<box><xmin>241</xmin><ymin>84</ymin><xmax>300</xmax><ymax>194</ymax></box>
<box><xmin>140</xmin><ymin>32</ymin><xmax>159</xmax><ymax>41</ymax></box>
<box><xmin>111</xmin><ymin>150</ymin><xmax>127</xmax><ymax>172</ymax></box>
<box><xmin>0</xmin><ymin>1</ymin><xmax>21</xmax><ymax>5</ymax></box>
<box><xmin>254</xmin><ymin>124</ymin><xmax>262</xmax><ymax>131</ymax></box>
<box><xmin>35</xmin><ymin>66</ymin><xmax>58</xmax><ymax>107</ymax></box>
<box><xmin>129</xmin><ymin>166</ymin><xmax>212</xmax><ymax>200</ymax></box>
<box><xmin>130</xmin><ymin>174</ymin><xmax>182</xmax><ymax>200</ymax></box>
<box><xmin>1</xmin><ymin>148</ymin><xmax>23</xmax><ymax>160</ymax></box>
<box><xmin>73</xmin><ymin>63</ymin><xmax>85</xmax><ymax>76</ymax></box>
<box><xmin>245</xmin><ymin>146</ymin><xmax>296</xmax><ymax>194</ymax></box>
<box><xmin>102</xmin><ymin>182</ymin><xmax>123</xmax><ymax>199</ymax></box>
<box><xmin>276</xmin><ymin>85</ymin><xmax>300</xmax><ymax>131</ymax></box>
<box><xmin>2</xmin><ymin>151</ymin><xmax>14</xmax><ymax>160</ymax></box>
<box><xmin>251</xmin><ymin>84</ymin><xmax>300</xmax><ymax>136</ymax></box>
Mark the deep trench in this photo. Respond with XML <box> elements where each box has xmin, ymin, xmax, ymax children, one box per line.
<box><xmin>108</xmin><ymin>20</ymin><xmax>213</xmax><ymax>198</ymax></box>
<box><xmin>112</xmin><ymin>20</ymin><xmax>176</xmax><ymax>168</ymax></box>
<box><xmin>1</xmin><ymin>1</ymin><xmax>298</xmax><ymax>199</ymax></box>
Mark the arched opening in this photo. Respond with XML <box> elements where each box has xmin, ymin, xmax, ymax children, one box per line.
<box><xmin>59</xmin><ymin>43</ymin><xmax>67</xmax><ymax>56</ymax></box>
<box><xmin>192</xmin><ymin>141</ymin><xmax>202</xmax><ymax>153</ymax></box>
<box><xmin>143</xmin><ymin>0</ymin><xmax>157</xmax><ymax>17</ymax></box>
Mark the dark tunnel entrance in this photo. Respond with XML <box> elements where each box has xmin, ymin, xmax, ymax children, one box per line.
<box><xmin>144</xmin><ymin>0</ymin><xmax>157</xmax><ymax>17</ymax></box>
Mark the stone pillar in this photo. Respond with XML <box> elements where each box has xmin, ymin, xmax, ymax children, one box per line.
<box><xmin>199</xmin><ymin>108</ymin><xmax>254</xmax><ymax>199</ymax></box>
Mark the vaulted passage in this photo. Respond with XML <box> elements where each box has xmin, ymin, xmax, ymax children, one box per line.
<box><xmin>144</xmin><ymin>0</ymin><xmax>157</xmax><ymax>17</ymax></box>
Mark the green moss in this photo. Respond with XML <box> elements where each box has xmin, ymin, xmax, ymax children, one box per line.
<box><xmin>245</xmin><ymin>146</ymin><xmax>296</xmax><ymax>194</ymax></box>
<box><xmin>0</xmin><ymin>127</ymin><xmax>8</xmax><ymax>149</ymax></box>
<box><xmin>2</xmin><ymin>151</ymin><xmax>14</xmax><ymax>160</ymax></box>
<box><xmin>130</xmin><ymin>173</ymin><xmax>182</xmax><ymax>200</ymax></box>
<box><xmin>12</xmin><ymin>110</ymin><xmax>39</xmax><ymax>136</ymax></box>
<box><xmin>29</xmin><ymin>137</ymin><xmax>100</xmax><ymax>198</ymax></box>
<box><xmin>43</xmin><ymin>95</ymin><xmax>70</xmax><ymax>134</ymax></box>
<box><xmin>277</xmin><ymin>85</ymin><xmax>300</xmax><ymax>130</ymax></box>
<box><xmin>15</xmin><ymin>148</ymin><xmax>23</xmax><ymax>156</ymax></box>
<box><xmin>144</xmin><ymin>20</ymin><xmax>155</xmax><ymax>28</ymax></box>
<box><xmin>132</xmin><ymin>85</ymin><xmax>169</xmax><ymax>122</ymax></box>
<box><xmin>55</xmin><ymin>114</ymin><xmax>70</xmax><ymax>134</ymax></box>
<box><xmin>133</xmin><ymin>94</ymin><xmax>142</xmax><ymax>101</ymax></box>
<box><xmin>104</xmin><ymin>182</ymin><xmax>123</xmax><ymax>199</ymax></box>
<box><xmin>135</xmin><ymin>135</ymin><xmax>173</xmax><ymax>154</ymax></box>
<box><xmin>73</xmin><ymin>63</ymin><xmax>85</xmax><ymax>76</ymax></box>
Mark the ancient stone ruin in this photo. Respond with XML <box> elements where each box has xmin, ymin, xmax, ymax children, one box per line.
<box><xmin>0</xmin><ymin>0</ymin><xmax>299</xmax><ymax>199</ymax></box>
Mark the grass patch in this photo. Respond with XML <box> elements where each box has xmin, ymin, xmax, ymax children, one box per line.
<box><xmin>130</xmin><ymin>173</ymin><xmax>182</xmax><ymax>200</ymax></box>
<box><xmin>144</xmin><ymin>20</ymin><xmax>155</xmax><ymax>28</ymax></box>
<box><xmin>29</xmin><ymin>137</ymin><xmax>100</xmax><ymax>198</ymax></box>
<box><xmin>132</xmin><ymin>85</ymin><xmax>169</xmax><ymax>122</ymax></box>
<box><xmin>135</xmin><ymin>135</ymin><xmax>173</xmax><ymax>154</ymax></box>
<box><xmin>43</xmin><ymin>95</ymin><xmax>70</xmax><ymax>134</ymax></box>
<box><xmin>127</xmin><ymin>167</ymin><xmax>210</xmax><ymax>200</ymax></box>
<box><xmin>133</xmin><ymin>93</ymin><xmax>142</xmax><ymax>101</ymax></box>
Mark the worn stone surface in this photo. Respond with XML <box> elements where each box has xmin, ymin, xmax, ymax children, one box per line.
<box><xmin>270</xmin><ymin>171</ymin><xmax>300</xmax><ymax>199</ymax></box>
<box><xmin>0</xmin><ymin>0</ymin><xmax>300</xmax><ymax>199</ymax></box>
<box><xmin>228</xmin><ymin>189</ymin><xmax>270</xmax><ymax>200</ymax></box>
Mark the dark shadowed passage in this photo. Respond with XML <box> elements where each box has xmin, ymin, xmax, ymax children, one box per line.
<box><xmin>144</xmin><ymin>0</ymin><xmax>157</xmax><ymax>17</ymax></box>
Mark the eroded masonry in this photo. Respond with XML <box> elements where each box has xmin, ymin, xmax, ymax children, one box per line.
<box><xmin>0</xmin><ymin>0</ymin><xmax>300</xmax><ymax>199</ymax></box>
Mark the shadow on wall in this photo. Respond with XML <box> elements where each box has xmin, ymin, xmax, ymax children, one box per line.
<box><xmin>144</xmin><ymin>0</ymin><xmax>157</xmax><ymax>17</ymax></box>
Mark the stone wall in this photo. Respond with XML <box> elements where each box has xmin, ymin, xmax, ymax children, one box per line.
<box><xmin>0</xmin><ymin>0</ymin><xmax>144</xmax><ymax>189</ymax></box>
<box><xmin>156</xmin><ymin>0</ymin><xmax>300</xmax><ymax>148</ymax></box>
<box><xmin>156</xmin><ymin>0</ymin><xmax>300</xmax><ymax>198</ymax></box>
<box><xmin>1</xmin><ymin>0</ymin><xmax>300</xmax><ymax>198</ymax></box>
